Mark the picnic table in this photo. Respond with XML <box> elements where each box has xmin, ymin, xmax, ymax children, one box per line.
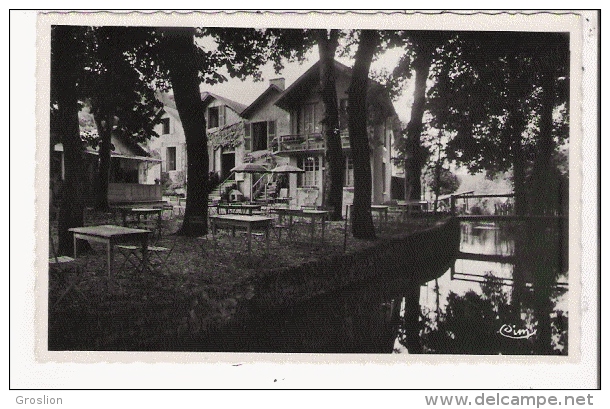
<box><xmin>208</xmin><ymin>214</ymin><xmax>273</xmax><ymax>256</ymax></box>
<box><xmin>69</xmin><ymin>225</ymin><xmax>151</xmax><ymax>277</ymax></box>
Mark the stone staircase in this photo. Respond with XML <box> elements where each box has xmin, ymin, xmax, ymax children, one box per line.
<box><xmin>253</xmin><ymin>180</ymin><xmax>277</xmax><ymax>203</ymax></box>
<box><xmin>209</xmin><ymin>179</ymin><xmax>236</xmax><ymax>201</ymax></box>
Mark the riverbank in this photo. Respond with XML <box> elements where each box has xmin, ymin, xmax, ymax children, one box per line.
<box><xmin>47</xmin><ymin>213</ymin><xmax>458</xmax><ymax>351</ymax></box>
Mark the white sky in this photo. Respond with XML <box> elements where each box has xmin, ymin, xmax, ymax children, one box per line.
<box><xmin>199</xmin><ymin>45</ymin><xmax>415</xmax><ymax>122</ymax></box>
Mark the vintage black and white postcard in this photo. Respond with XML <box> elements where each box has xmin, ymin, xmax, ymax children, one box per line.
<box><xmin>12</xmin><ymin>10</ymin><xmax>599</xmax><ymax>390</ymax></box>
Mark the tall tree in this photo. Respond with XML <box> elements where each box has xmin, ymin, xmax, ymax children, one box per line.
<box><xmin>528</xmin><ymin>33</ymin><xmax>569</xmax><ymax>215</ymax></box>
<box><xmin>87</xmin><ymin>27</ymin><xmax>165</xmax><ymax>211</ymax></box>
<box><xmin>315</xmin><ymin>29</ymin><xmax>344</xmax><ymax>220</ymax></box>
<box><xmin>422</xmin><ymin>129</ymin><xmax>460</xmax><ymax>212</ymax></box>
<box><xmin>348</xmin><ymin>30</ymin><xmax>380</xmax><ymax>239</ymax></box>
<box><xmin>387</xmin><ymin>31</ymin><xmax>451</xmax><ymax>202</ymax></box>
<box><xmin>50</xmin><ymin>26</ymin><xmax>89</xmax><ymax>255</ymax></box>
<box><xmin>400</xmin><ymin>33</ymin><xmax>438</xmax><ymax>201</ymax></box>
<box><xmin>159</xmin><ymin>27</ymin><xmax>212</xmax><ymax>236</ymax></box>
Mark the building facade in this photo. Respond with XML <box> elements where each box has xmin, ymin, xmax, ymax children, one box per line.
<box><xmin>272</xmin><ymin>61</ymin><xmax>397</xmax><ymax>206</ymax></box>
<box><xmin>151</xmin><ymin>62</ymin><xmax>397</xmax><ymax>206</ymax></box>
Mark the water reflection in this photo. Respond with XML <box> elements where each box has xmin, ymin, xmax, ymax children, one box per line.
<box><xmin>188</xmin><ymin>258</ymin><xmax>455</xmax><ymax>353</ymax></box>
<box><xmin>409</xmin><ymin>221</ymin><xmax>568</xmax><ymax>355</ymax></box>
<box><xmin>189</xmin><ymin>220</ymin><xmax>568</xmax><ymax>354</ymax></box>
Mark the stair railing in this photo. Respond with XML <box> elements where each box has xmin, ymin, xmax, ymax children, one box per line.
<box><xmin>252</xmin><ymin>173</ymin><xmax>272</xmax><ymax>201</ymax></box>
<box><xmin>213</xmin><ymin>172</ymin><xmax>237</xmax><ymax>200</ymax></box>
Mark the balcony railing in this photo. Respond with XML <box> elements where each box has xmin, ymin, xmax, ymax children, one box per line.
<box><xmin>272</xmin><ymin>131</ymin><xmax>351</xmax><ymax>153</ymax></box>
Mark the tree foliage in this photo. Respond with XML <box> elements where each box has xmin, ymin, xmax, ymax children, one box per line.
<box><xmin>384</xmin><ymin>31</ymin><xmax>453</xmax><ymax>201</ymax></box>
<box><xmin>425</xmin><ymin>166</ymin><xmax>460</xmax><ymax>198</ymax></box>
<box><xmin>426</xmin><ymin>31</ymin><xmax>569</xmax><ymax>215</ymax></box>
<box><xmin>80</xmin><ymin>26</ymin><xmax>168</xmax><ymax>209</ymax></box>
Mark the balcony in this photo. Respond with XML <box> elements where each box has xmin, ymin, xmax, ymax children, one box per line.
<box><xmin>271</xmin><ymin>131</ymin><xmax>351</xmax><ymax>154</ymax></box>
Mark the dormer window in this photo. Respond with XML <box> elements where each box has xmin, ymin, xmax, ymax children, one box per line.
<box><xmin>208</xmin><ymin>107</ymin><xmax>219</xmax><ymax>128</ymax></box>
<box><xmin>207</xmin><ymin>106</ymin><xmax>226</xmax><ymax>129</ymax></box>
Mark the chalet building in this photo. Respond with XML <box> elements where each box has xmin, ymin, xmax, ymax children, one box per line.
<box><xmin>151</xmin><ymin>61</ymin><xmax>398</xmax><ymax>206</ymax></box>
<box><xmin>150</xmin><ymin>82</ymin><xmax>291</xmax><ymax>201</ymax></box>
<box><xmin>272</xmin><ymin>60</ymin><xmax>397</xmax><ymax>206</ymax></box>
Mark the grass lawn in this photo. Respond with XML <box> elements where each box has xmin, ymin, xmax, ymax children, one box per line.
<box><xmin>47</xmin><ymin>208</ymin><xmax>439</xmax><ymax>351</ymax></box>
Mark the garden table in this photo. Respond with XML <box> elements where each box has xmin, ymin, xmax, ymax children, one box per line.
<box><xmin>395</xmin><ymin>201</ymin><xmax>428</xmax><ymax>219</ymax></box>
<box><xmin>209</xmin><ymin>214</ymin><xmax>273</xmax><ymax>256</ymax></box>
<box><xmin>216</xmin><ymin>203</ymin><xmax>263</xmax><ymax>216</ymax></box>
<box><xmin>69</xmin><ymin>225</ymin><xmax>151</xmax><ymax>277</ymax></box>
<box><xmin>347</xmin><ymin>204</ymin><xmax>389</xmax><ymax>231</ymax></box>
<box><xmin>271</xmin><ymin>208</ymin><xmax>329</xmax><ymax>244</ymax></box>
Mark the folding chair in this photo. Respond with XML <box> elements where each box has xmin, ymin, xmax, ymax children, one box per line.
<box><xmin>288</xmin><ymin>204</ymin><xmax>317</xmax><ymax>240</ymax></box>
<box><xmin>146</xmin><ymin>231</ymin><xmax>179</xmax><ymax>275</ymax></box>
<box><xmin>116</xmin><ymin>240</ymin><xmax>149</xmax><ymax>275</ymax></box>
<box><xmin>190</xmin><ymin>215</ymin><xmax>221</xmax><ymax>258</ymax></box>
<box><xmin>49</xmin><ymin>233</ymin><xmax>87</xmax><ymax>309</ymax></box>
<box><xmin>270</xmin><ymin>211</ymin><xmax>293</xmax><ymax>243</ymax></box>
<box><xmin>162</xmin><ymin>201</ymin><xmax>175</xmax><ymax>219</ymax></box>
<box><xmin>116</xmin><ymin>218</ymin><xmax>178</xmax><ymax>275</ymax></box>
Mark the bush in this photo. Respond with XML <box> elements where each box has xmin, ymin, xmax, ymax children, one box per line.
<box><xmin>470</xmin><ymin>205</ymin><xmax>483</xmax><ymax>215</ymax></box>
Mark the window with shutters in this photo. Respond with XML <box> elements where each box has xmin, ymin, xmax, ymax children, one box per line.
<box><xmin>302</xmin><ymin>104</ymin><xmax>316</xmax><ymax>134</ymax></box>
<box><xmin>244</xmin><ymin>122</ymin><xmax>252</xmax><ymax>151</ymax></box>
<box><xmin>166</xmin><ymin>147</ymin><xmax>176</xmax><ymax>171</ymax></box>
<box><xmin>252</xmin><ymin>121</ymin><xmax>268</xmax><ymax>151</ymax></box>
<box><xmin>267</xmin><ymin>120</ymin><xmax>276</xmax><ymax>147</ymax></box>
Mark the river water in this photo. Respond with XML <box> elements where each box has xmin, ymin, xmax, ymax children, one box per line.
<box><xmin>195</xmin><ymin>220</ymin><xmax>568</xmax><ymax>354</ymax></box>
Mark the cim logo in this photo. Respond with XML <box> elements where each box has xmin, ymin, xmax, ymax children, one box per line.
<box><xmin>498</xmin><ymin>324</ymin><xmax>537</xmax><ymax>340</ymax></box>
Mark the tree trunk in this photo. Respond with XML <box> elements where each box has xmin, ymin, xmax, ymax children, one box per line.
<box><xmin>316</xmin><ymin>29</ymin><xmax>344</xmax><ymax>220</ymax></box>
<box><xmin>403</xmin><ymin>166</ymin><xmax>411</xmax><ymax>203</ymax></box>
<box><xmin>94</xmin><ymin>110</ymin><xmax>113</xmax><ymax>211</ymax></box>
<box><xmin>348</xmin><ymin>30</ymin><xmax>379</xmax><ymax>239</ymax></box>
<box><xmin>52</xmin><ymin>26</ymin><xmax>86</xmax><ymax>255</ymax></box>
<box><xmin>93</xmin><ymin>28</ymin><xmax>118</xmax><ymax>212</ymax></box>
<box><xmin>161</xmin><ymin>28</ymin><xmax>209</xmax><ymax>236</ymax></box>
<box><xmin>531</xmin><ymin>72</ymin><xmax>556</xmax><ymax>215</ymax></box>
<box><xmin>404</xmin><ymin>51</ymin><xmax>432</xmax><ymax>202</ymax></box>
<box><xmin>507</xmin><ymin>109</ymin><xmax>528</xmax><ymax>217</ymax></box>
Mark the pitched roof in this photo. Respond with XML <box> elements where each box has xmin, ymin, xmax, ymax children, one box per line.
<box><xmin>274</xmin><ymin>60</ymin><xmax>396</xmax><ymax>118</ymax></box>
<box><xmin>240</xmin><ymin>84</ymin><xmax>284</xmax><ymax>119</ymax></box>
<box><xmin>155</xmin><ymin>91</ymin><xmax>178</xmax><ymax>111</ymax></box>
<box><xmin>200</xmin><ymin>91</ymin><xmax>248</xmax><ymax>116</ymax></box>
<box><xmin>115</xmin><ymin>133</ymin><xmax>149</xmax><ymax>157</ymax></box>
<box><xmin>157</xmin><ymin>91</ymin><xmax>248</xmax><ymax>117</ymax></box>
